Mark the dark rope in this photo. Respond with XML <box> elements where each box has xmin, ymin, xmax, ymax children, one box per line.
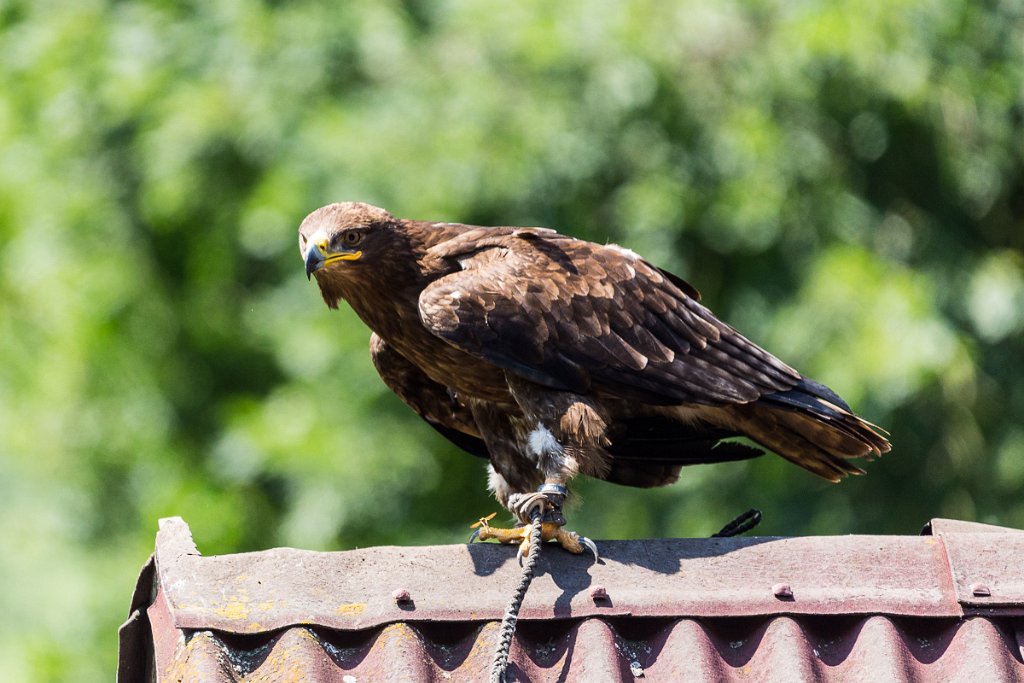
<box><xmin>490</xmin><ymin>506</ymin><xmax>543</xmax><ymax>683</ymax></box>
<box><xmin>487</xmin><ymin>505</ymin><xmax>758</xmax><ymax>680</ymax></box>
<box><xmin>712</xmin><ymin>508</ymin><xmax>762</xmax><ymax>537</ymax></box>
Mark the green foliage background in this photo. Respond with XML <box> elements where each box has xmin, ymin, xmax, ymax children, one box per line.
<box><xmin>1</xmin><ymin>0</ymin><xmax>1022</xmax><ymax>679</ymax></box>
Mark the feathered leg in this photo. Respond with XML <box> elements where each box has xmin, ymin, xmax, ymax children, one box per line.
<box><xmin>467</xmin><ymin>378</ymin><xmax>608</xmax><ymax>559</ymax></box>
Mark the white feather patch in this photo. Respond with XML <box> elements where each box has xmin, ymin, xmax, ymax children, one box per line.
<box><xmin>528</xmin><ymin>424</ymin><xmax>562</xmax><ymax>457</ymax></box>
<box><xmin>486</xmin><ymin>464</ymin><xmax>504</xmax><ymax>493</ymax></box>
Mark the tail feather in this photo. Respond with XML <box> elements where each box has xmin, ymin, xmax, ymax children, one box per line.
<box><xmin>735</xmin><ymin>379</ymin><xmax>891</xmax><ymax>482</ymax></box>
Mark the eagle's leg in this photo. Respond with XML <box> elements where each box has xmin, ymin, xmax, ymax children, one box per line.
<box><xmin>472</xmin><ymin>483</ymin><xmax>598</xmax><ymax>561</ymax></box>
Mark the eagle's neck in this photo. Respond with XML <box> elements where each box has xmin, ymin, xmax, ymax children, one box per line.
<box><xmin>315</xmin><ymin>220</ymin><xmax>465</xmax><ymax>352</ymax></box>
<box><xmin>315</xmin><ymin>219</ymin><xmax>511</xmax><ymax>399</ymax></box>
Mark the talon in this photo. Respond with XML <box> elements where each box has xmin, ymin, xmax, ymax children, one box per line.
<box><xmin>468</xmin><ymin>512</ymin><xmax>498</xmax><ymax>543</ymax></box>
<box><xmin>516</xmin><ymin>524</ymin><xmax>535</xmax><ymax>565</ymax></box>
<box><xmin>580</xmin><ymin>536</ymin><xmax>599</xmax><ymax>561</ymax></box>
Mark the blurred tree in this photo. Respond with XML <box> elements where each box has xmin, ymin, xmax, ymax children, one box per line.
<box><xmin>0</xmin><ymin>0</ymin><xmax>1021</xmax><ymax>679</ymax></box>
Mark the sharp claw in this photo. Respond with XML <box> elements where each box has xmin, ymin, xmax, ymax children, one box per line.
<box><xmin>516</xmin><ymin>542</ymin><xmax>526</xmax><ymax>566</ymax></box>
<box><xmin>468</xmin><ymin>528</ymin><xmax>481</xmax><ymax>544</ymax></box>
<box><xmin>581</xmin><ymin>536</ymin><xmax>599</xmax><ymax>562</ymax></box>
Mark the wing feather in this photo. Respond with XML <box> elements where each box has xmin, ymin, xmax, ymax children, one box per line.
<box><xmin>418</xmin><ymin>232</ymin><xmax>800</xmax><ymax>406</ymax></box>
<box><xmin>369</xmin><ymin>333</ymin><xmax>488</xmax><ymax>457</ymax></box>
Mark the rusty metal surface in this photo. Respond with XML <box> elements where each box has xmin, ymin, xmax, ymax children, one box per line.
<box><xmin>930</xmin><ymin>519</ymin><xmax>1024</xmax><ymax>610</ymax></box>
<box><xmin>116</xmin><ymin>555</ymin><xmax>156</xmax><ymax>682</ymax></box>
<box><xmin>152</xmin><ymin>518</ymin><xmax>962</xmax><ymax>634</ymax></box>
<box><xmin>118</xmin><ymin>517</ymin><xmax>1024</xmax><ymax>682</ymax></box>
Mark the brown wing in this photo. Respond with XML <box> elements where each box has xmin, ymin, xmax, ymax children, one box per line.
<box><xmin>369</xmin><ymin>333</ymin><xmax>489</xmax><ymax>458</ymax></box>
<box><xmin>418</xmin><ymin>231</ymin><xmax>801</xmax><ymax>407</ymax></box>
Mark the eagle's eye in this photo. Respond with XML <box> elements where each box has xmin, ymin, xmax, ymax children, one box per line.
<box><xmin>342</xmin><ymin>230</ymin><xmax>363</xmax><ymax>247</ymax></box>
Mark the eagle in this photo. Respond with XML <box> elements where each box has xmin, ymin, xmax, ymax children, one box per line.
<box><xmin>300</xmin><ymin>202</ymin><xmax>890</xmax><ymax>557</ymax></box>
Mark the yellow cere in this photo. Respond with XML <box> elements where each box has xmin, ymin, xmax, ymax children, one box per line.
<box><xmin>324</xmin><ymin>250</ymin><xmax>362</xmax><ymax>264</ymax></box>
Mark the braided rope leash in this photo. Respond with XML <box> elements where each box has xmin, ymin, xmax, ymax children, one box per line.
<box><xmin>489</xmin><ymin>505</ymin><xmax>543</xmax><ymax>683</ymax></box>
<box><xmin>487</xmin><ymin>506</ymin><xmax>760</xmax><ymax>681</ymax></box>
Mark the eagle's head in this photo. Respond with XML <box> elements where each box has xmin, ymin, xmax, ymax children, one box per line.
<box><xmin>299</xmin><ymin>202</ymin><xmax>400</xmax><ymax>283</ymax></box>
<box><xmin>301</xmin><ymin>202</ymin><xmax>422</xmax><ymax>311</ymax></box>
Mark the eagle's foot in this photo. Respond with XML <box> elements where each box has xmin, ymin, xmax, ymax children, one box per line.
<box><xmin>469</xmin><ymin>484</ymin><xmax>598</xmax><ymax>561</ymax></box>
<box><xmin>471</xmin><ymin>519</ymin><xmax>598</xmax><ymax>563</ymax></box>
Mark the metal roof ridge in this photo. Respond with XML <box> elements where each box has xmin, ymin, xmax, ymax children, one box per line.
<box><xmin>137</xmin><ymin>517</ymin><xmax>1022</xmax><ymax>638</ymax></box>
<box><xmin>120</xmin><ymin>518</ymin><xmax>1024</xmax><ymax>683</ymax></box>
<box><xmin>926</xmin><ymin>517</ymin><xmax>1024</xmax><ymax>536</ymax></box>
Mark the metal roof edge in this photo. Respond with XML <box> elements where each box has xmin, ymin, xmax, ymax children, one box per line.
<box><xmin>116</xmin><ymin>555</ymin><xmax>155</xmax><ymax>683</ymax></box>
<box><xmin>929</xmin><ymin>518</ymin><xmax>1024</xmax><ymax>610</ymax></box>
<box><xmin>130</xmin><ymin>517</ymin><xmax>1023</xmax><ymax>637</ymax></box>
<box><xmin>119</xmin><ymin>518</ymin><xmax>1024</xmax><ymax>683</ymax></box>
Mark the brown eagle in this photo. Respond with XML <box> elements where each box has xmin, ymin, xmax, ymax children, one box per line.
<box><xmin>300</xmin><ymin>202</ymin><xmax>890</xmax><ymax>556</ymax></box>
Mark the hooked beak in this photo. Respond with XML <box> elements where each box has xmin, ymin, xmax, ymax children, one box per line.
<box><xmin>304</xmin><ymin>237</ymin><xmax>362</xmax><ymax>280</ymax></box>
<box><xmin>305</xmin><ymin>241</ymin><xmax>326</xmax><ymax>280</ymax></box>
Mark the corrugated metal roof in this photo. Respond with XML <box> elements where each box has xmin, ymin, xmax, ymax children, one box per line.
<box><xmin>119</xmin><ymin>517</ymin><xmax>1024</xmax><ymax>681</ymax></box>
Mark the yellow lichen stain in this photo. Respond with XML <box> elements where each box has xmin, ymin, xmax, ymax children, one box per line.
<box><xmin>335</xmin><ymin>602</ymin><xmax>367</xmax><ymax>616</ymax></box>
<box><xmin>215</xmin><ymin>600</ymin><xmax>251</xmax><ymax>620</ymax></box>
<box><xmin>372</xmin><ymin>623</ymin><xmax>414</xmax><ymax>648</ymax></box>
<box><xmin>257</xmin><ymin>600</ymin><xmax>281</xmax><ymax>611</ymax></box>
<box><xmin>464</xmin><ymin>622</ymin><xmax>500</xmax><ymax>666</ymax></box>
<box><xmin>262</xmin><ymin>636</ymin><xmax>319</xmax><ymax>683</ymax></box>
<box><xmin>240</xmin><ymin>629</ymin><xmax>335</xmax><ymax>683</ymax></box>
